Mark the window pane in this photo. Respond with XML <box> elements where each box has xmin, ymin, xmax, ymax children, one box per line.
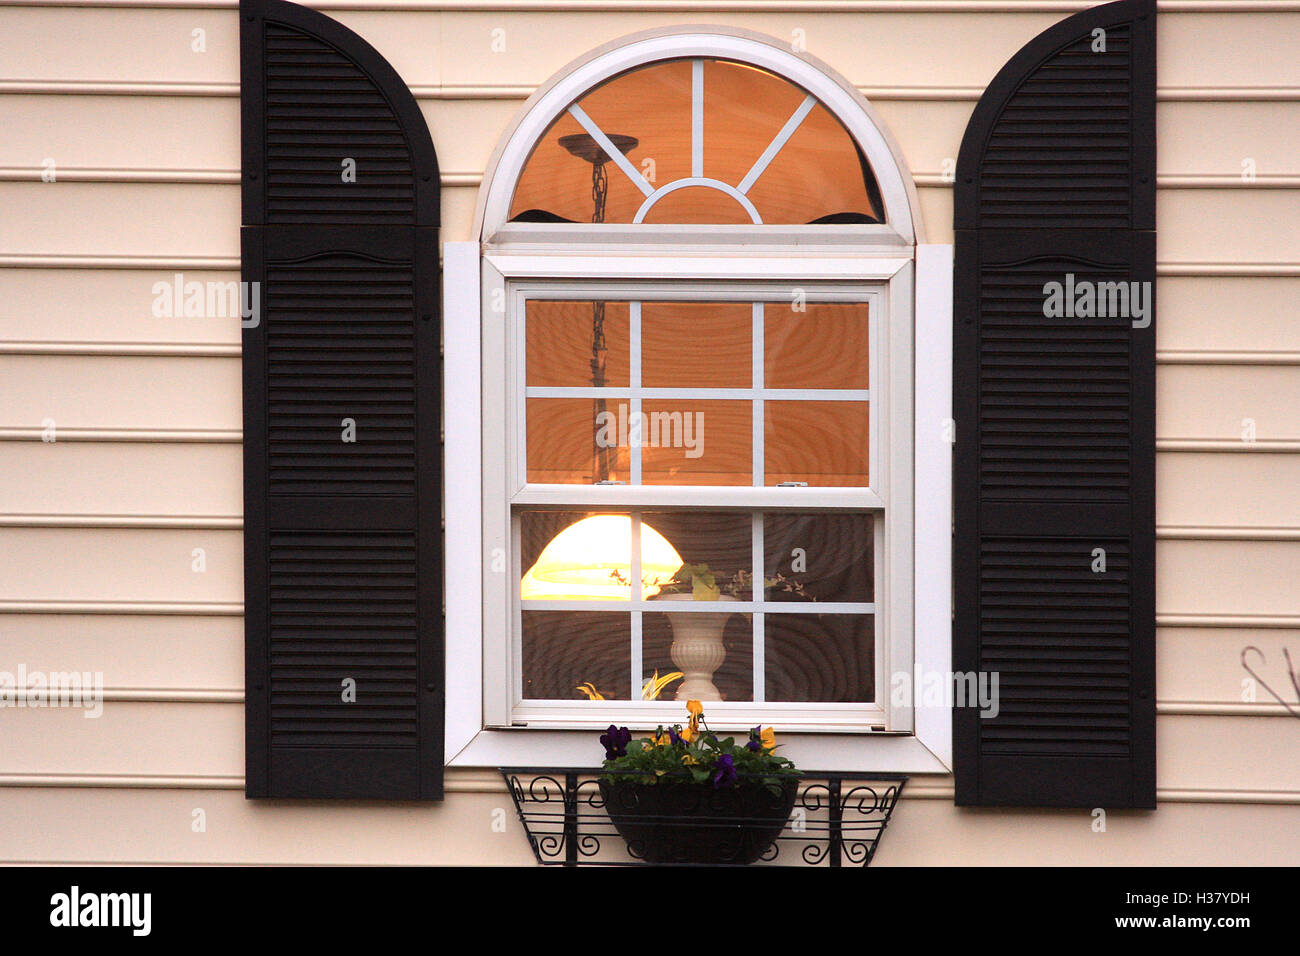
<box><xmin>642</xmin><ymin>301</ymin><xmax>751</xmax><ymax>389</ymax></box>
<box><xmin>527</xmin><ymin>300</ymin><xmax>629</xmax><ymax>388</ymax></box>
<box><xmin>640</xmin><ymin>511</ymin><xmax>752</xmax><ymax>592</ymax></box>
<box><xmin>521</xmin><ymin>511</ymin><xmax>630</xmax><ymax>602</ymax></box>
<box><xmin>642</xmin><ymin>399</ymin><xmax>750</xmax><ymax>485</ymax></box>
<box><xmin>764</xmin><ymin>513</ymin><xmax>873</xmax><ymax>603</ymax></box>
<box><xmin>765</xmin><ymin>614</ymin><xmax>874</xmax><ymax>702</ymax></box>
<box><xmin>510</xmin><ymin>60</ymin><xmax>690</xmax><ymax>225</ymax></box>
<box><xmin>522</xmin><ymin>611</ymin><xmax>630</xmax><ymax>700</ymax></box>
<box><xmin>765</xmin><ymin>302</ymin><xmax>869</xmax><ymax>389</ymax></box>
<box><xmin>765</xmin><ymin>400</ymin><xmax>868</xmax><ymax>486</ymax></box>
<box><xmin>527</xmin><ymin>398</ymin><xmax>632</xmax><ymax>484</ymax></box>
<box><xmin>643</xmin><ymin>611</ymin><xmax>752</xmax><ymax>702</ymax></box>
<box><xmin>746</xmin><ymin>99</ymin><xmax>881</xmax><ymax>225</ymax></box>
<box><xmin>640</xmin><ymin>186</ymin><xmax>755</xmax><ymax>225</ymax></box>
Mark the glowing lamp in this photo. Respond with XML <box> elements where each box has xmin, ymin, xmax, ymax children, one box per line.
<box><xmin>520</xmin><ymin>515</ymin><xmax>683</xmax><ymax>601</ymax></box>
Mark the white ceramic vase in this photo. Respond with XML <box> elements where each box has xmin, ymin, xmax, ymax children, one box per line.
<box><xmin>655</xmin><ymin>592</ymin><xmax>739</xmax><ymax>701</ymax></box>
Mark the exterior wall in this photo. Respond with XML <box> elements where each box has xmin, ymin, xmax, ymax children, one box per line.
<box><xmin>1</xmin><ymin>0</ymin><xmax>1298</xmax><ymax>864</ymax></box>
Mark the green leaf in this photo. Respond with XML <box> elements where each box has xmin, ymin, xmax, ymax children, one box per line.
<box><xmin>692</xmin><ymin>570</ymin><xmax>720</xmax><ymax>602</ymax></box>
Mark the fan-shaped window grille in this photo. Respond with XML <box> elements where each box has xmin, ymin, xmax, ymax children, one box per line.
<box><xmin>508</xmin><ymin>58</ymin><xmax>885</xmax><ymax>226</ymax></box>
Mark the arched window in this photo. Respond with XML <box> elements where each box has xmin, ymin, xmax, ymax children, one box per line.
<box><xmin>460</xmin><ymin>28</ymin><xmax>936</xmax><ymax>749</ymax></box>
<box><xmin>507</xmin><ymin>57</ymin><xmax>885</xmax><ymax>226</ymax></box>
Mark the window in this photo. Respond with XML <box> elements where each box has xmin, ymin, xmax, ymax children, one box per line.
<box><xmin>447</xmin><ymin>27</ymin><xmax>950</xmax><ymax>772</ymax></box>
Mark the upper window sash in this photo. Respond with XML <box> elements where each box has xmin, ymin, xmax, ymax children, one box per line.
<box><xmin>505</xmin><ymin>284</ymin><xmax>886</xmax><ymax>503</ymax></box>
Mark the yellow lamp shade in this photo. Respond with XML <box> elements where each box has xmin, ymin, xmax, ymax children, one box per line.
<box><xmin>520</xmin><ymin>515</ymin><xmax>683</xmax><ymax>601</ymax></box>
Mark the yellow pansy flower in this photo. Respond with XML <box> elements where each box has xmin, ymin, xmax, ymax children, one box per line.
<box><xmin>686</xmin><ymin>699</ymin><xmax>703</xmax><ymax>734</ymax></box>
<box><xmin>760</xmin><ymin>726</ymin><xmax>776</xmax><ymax>750</ymax></box>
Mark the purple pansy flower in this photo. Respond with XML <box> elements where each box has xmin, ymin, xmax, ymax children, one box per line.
<box><xmin>713</xmin><ymin>753</ymin><xmax>738</xmax><ymax>789</ymax></box>
<box><xmin>600</xmin><ymin>724</ymin><xmax>632</xmax><ymax>760</ymax></box>
<box><xmin>746</xmin><ymin>725</ymin><xmax>763</xmax><ymax>752</ymax></box>
<box><xmin>669</xmin><ymin>727</ymin><xmax>683</xmax><ymax>747</ymax></box>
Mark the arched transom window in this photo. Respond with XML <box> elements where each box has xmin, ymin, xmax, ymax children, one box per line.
<box><xmin>508</xmin><ymin>58</ymin><xmax>885</xmax><ymax>226</ymax></box>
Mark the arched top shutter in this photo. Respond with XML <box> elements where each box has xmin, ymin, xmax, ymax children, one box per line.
<box><xmin>241</xmin><ymin>0</ymin><xmax>443</xmax><ymax>799</ymax></box>
<box><xmin>953</xmin><ymin>0</ymin><xmax>1156</xmax><ymax>808</ymax></box>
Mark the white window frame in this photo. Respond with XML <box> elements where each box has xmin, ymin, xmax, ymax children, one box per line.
<box><xmin>500</xmin><ymin>275</ymin><xmax>896</xmax><ymax>733</ymax></box>
<box><xmin>443</xmin><ymin>27</ymin><xmax>953</xmax><ymax>774</ymax></box>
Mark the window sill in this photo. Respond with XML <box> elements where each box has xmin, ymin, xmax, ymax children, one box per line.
<box><xmin>449</xmin><ymin>726</ymin><xmax>952</xmax><ymax>775</ymax></box>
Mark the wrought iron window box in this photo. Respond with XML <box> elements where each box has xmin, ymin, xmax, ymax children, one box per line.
<box><xmin>501</xmin><ymin>767</ymin><xmax>907</xmax><ymax>867</ymax></box>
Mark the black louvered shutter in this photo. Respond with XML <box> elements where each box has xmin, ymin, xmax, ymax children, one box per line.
<box><xmin>241</xmin><ymin>0</ymin><xmax>443</xmax><ymax>799</ymax></box>
<box><xmin>953</xmin><ymin>0</ymin><xmax>1156</xmax><ymax>808</ymax></box>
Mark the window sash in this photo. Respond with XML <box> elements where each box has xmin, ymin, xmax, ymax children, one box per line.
<box><xmin>512</xmin><ymin>509</ymin><xmax>883</xmax><ymax>710</ymax></box>
<box><xmin>510</xmin><ymin>284</ymin><xmax>884</xmax><ymax>500</ymax></box>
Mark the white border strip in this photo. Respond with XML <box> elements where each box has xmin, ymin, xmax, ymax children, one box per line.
<box><xmin>912</xmin><ymin>244</ymin><xmax>953</xmax><ymax>768</ymax></box>
<box><xmin>442</xmin><ymin>242</ymin><xmax>484</xmax><ymax>759</ymax></box>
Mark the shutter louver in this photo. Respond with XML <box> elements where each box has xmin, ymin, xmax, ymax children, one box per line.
<box><xmin>241</xmin><ymin>0</ymin><xmax>443</xmax><ymax>799</ymax></box>
<box><xmin>953</xmin><ymin>0</ymin><xmax>1156</xmax><ymax>808</ymax></box>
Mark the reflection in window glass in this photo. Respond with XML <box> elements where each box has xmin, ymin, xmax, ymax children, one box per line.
<box><xmin>764</xmin><ymin>513</ymin><xmax>873</xmax><ymax>603</ymax></box>
<box><xmin>641</xmin><ymin>399</ymin><xmax>751</xmax><ymax>486</ymax></box>
<box><xmin>765</xmin><ymin>302</ymin><xmax>869</xmax><ymax>389</ymax></box>
<box><xmin>527</xmin><ymin>398</ymin><xmax>633</xmax><ymax>484</ymax></box>
<box><xmin>765</xmin><ymin>400</ymin><xmax>870</xmax><ymax>487</ymax></box>
<box><xmin>641</xmin><ymin>302</ymin><xmax>751</xmax><ymax>388</ymax></box>
<box><xmin>509</xmin><ymin>58</ymin><xmax>883</xmax><ymax>226</ymax></box>
<box><xmin>765</xmin><ymin>614</ymin><xmax>874</xmax><ymax>703</ymax></box>
<box><xmin>643</xmin><ymin>612</ymin><xmax>753</xmax><ymax>702</ymax></box>
<box><xmin>527</xmin><ymin>300</ymin><xmax>630</xmax><ymax>388</ymax></box>
<box><xmin>522</xmin><ymin>611</ymin><xmax>631</xmax><ymax>700</ymax></box>
<box><xmin>516</xmin><ymin>511</ymin><xmax>875</xmax><ymax>703</ymax></box>
<box><xmin>524</xmin><ymin>298</ymin><xmax>869</xmax><ymax>487</ymax></box>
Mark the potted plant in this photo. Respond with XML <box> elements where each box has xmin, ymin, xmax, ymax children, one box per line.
<box><xmin>597</xmin><ymin>701</ymin><xmax>800</xmax><ymax>864</ymax></box>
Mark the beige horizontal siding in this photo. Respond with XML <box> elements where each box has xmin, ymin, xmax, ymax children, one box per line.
<box><xmin>0</xmin><ymin>612</ymin><xmax>1281</xmax><ymax>718</ymax></box>
<box><xmin>9</xmin><ymin>6</ymin><xmax>1299</xmax><ymax>90</ymax></box>
<box><xmin>1160</xmin><ymin>452</ymin><xmax>1300</xmax><ymax>528</ymax></box>
<box><xmin>0</xmin><ymin>268</ymin><xmax>242</xmax><ymax>346</ymax></box>
<box><xmin>2</xmin><ymin>273</ymin><xmax>1295</xmax><ymax>352</ymax></box>
<box><xmin>1158</xmin><ymin>365</ymin><xmax>1300</xmax><ymax>441</ymax></box>
<box><xmin>1158</xmin><ymin>540</ymin><xmax>1300</xmax><ymax>618</ymax></box>
<box><xmin>0</xmin><ymin>706</ymin><xmax>1293</xmax><ymax>796</ymax></box>
<box><xmin>0</xmin><ymin>442</ymin><xmax>242</xmax><ymax>518</ymax></box>
<box><xmin>5</xmin><ymin>352</ymin><xmax>1295</xmax><ymax>439</ymax></box>
<box><xmin>2</xmin><ymin>527</ymin><xmax>1296</xmax><ymax>625</ymax></box>
<box><xmin>8</xmin><ymin>179</ymin><xmax>1300</xmax><ymax>257</ymax></box>
<box><xmin>6</xmin><ymin>88</ymin><xmax>1299</xmax><ymax>189</ymax></box>
<box><xmin>0</xmin><ymin>783</ymin><xmax>1295</xmax><ymax>864</ymax></box>
<box><xmin>0</xmin><ymin>0</ymin><xmax>1297</xmax><ymax>864</ymax></box>
<box><xmin>0</xmin><ymin>355</ymin><xmax>241</xmax><ymax>430</ymax></box>
<box><xmin>0</xmin><ymin>528</ymin><xmax>243</xmax><ymax>606</ymax></box>
<box><xmin>1159</xmin><ymin>276</ymin><xmax>1300</xmax><ymax>352</ymax></box>
<box><xmin>0</xmin><ymin>614</ymin><xmax>243</xmax><ymax>692</ymax></box>
<box><xmin>0</xmin><ymin>785</ymin><xmax>539</xmax><ymax>866</ymax></box>
<box><xmin>2</xmin><ymin>442</ymin><xmax>1297</xmax><ymax>535</ymax></box>
<box><xmin>1158</xmin><ymin>627</ymin><xmax>1296</xmax><ymax>706</ymax></box>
